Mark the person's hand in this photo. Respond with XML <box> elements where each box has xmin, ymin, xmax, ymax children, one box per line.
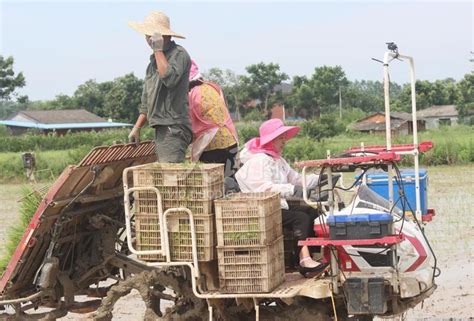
<box><xmin>309</xmin><ymin>188</ymin><xmax>329</xmax><ymax>202</ymax></box>
<box><xmin>128</xmin><ymin>127</ymin><xmax>141</xmax><ymax>144</ymax></box>
<box><xmin>148</xmin><ymin>32</ymin><xmax>164</xmax><ymax>52</ymax></box>
<box><xmin>293</xmin><ymin>185</ymin><xmax>304</xmax><ymax>198</ymax></box>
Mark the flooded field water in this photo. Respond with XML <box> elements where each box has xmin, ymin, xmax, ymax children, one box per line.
<box><xmin>1</xmin><ymin>165</ymin><xmax>472</xmax><ymax>320</ymax></box>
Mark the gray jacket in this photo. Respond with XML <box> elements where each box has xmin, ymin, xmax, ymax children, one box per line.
<box><xmin>139</xmin><ymin>41</ymin><xmax>191</xmax><ymax>127</ymax></box>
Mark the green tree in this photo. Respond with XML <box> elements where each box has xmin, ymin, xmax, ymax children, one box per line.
<box><xmin>394</xmin><ymin>78</ymin><xmax>459</xmax><ymax>111</ymax></box>
<box><xmin>27</xmin><ymin>100</ymin><xmax>53</xmax><ymax>111</ymax></box>
<box><xmin>226</xmin><ymin>74</ymin><xmax>254</xmax><ymax>121</ymax></box>
<box><xmin>455</xmin><ymin>72</ymin><xmax>474</xmax><ymax>119</ymax></box>
<box><xmin>299</xmin><ymin>114</ymin><xmax>346</xmax><ymax>141</ymax></box>
<box><xmin>103</xmin><ymin>73</ymin><xmax>143</xmax><ymax>123</ymax></box>
<box><xmin>310</xmin><ymin>66</ymin><xmax>348</xmax><ymax>115</ymax></box>
<box><xmin>344</xmin><ymin>80</ymin><xmax>403</xmax><ymax>113</ymax></box>
<box><xmin>244</xmin><ymin>62</ymin><xmax>288</xmax><ymax>113</ymax></box>
<box><xmin>287</xmin><ymin>81</ymin><xmax>313</xmax><ymax>118</ymax></box>
<box><xmin>73</xmin><ymin>79</ymin><xmax>113</xmax><ymax>117</ymax></box>
<box><xmin>48</xmin><ymin>94</ymin><xmax>77</xmax><ymax>110</ymax></box>
<box><xmin>0</xmin><ymin>56</ymin><xmax>26</xmax><ymax>101</ymax></box>
<box><xmin>242</xmin><ymin>109</ymin><xmax>265</xmax><ymax>122</ymax></box>
<box><xmin>0</xmin><ymin>100</ymin><xmax>19</xmax><ymax>119</ymax></box>
<box><xmin>203</xmin><ymin>67</ymin><xmax>253</xmax><ymax>120</ymax></box>
<box><xmin>430</xmin><ymin>79</ymin><xmax>459</xmax><ymax>105</ymax></box>
<box><xmin>344</xmin><ymin>80</ymin><xmax>383</xmax><ymax>113</ymax></box>
<box><xmin>22</xmin><ymin>74</ymin><xmax>142</xmax><ymax>122</ymax></box>
<box><xmin>203</xmin><ymin>67</ymin><xmax>226</xmax><ymax>86</ymax></box>
<box><xmin>288</xmin><ymin>66</ymin><xmax>348</xmax><ymax>118</ymax></box>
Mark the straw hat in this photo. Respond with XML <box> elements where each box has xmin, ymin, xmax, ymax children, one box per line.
<box><xmin>259</xmin><ymin>119</ymin><xmax>300</xmax><ymax>146</ymax></box>
<box><xmin>128</xmin><ymin>11</ymin><xmax>185</xmax><ymax>39</ymax></box>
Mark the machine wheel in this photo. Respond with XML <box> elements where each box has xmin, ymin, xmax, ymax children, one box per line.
<box><xmin>92</xmin><ymin>267</ymin><xmax>208</xmax><ymax>321</ymax></box>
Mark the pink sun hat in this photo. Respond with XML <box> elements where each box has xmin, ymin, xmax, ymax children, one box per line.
<box><xmin>189</xmin><ymin>59</ymin><xmax>202</xmax><ymax>81</ymax></box>
<box><xmin>259</xmin><ymin>119</ymin><xmax>300</xmax><ymax>146</ymax></box>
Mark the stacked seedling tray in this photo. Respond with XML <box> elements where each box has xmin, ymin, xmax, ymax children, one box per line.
<box><xmin>214</xmin><ymin>192</ymin><xmax>285</xmax><ymax>293</ymax></box>
<box><xmin>131</xmin><ymin>163</ymin><xmax>224</xmax><ymax>262</ymax></box>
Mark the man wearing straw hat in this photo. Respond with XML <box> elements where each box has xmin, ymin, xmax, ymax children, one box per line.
<box><xmin>128</xmin><ymin>11</ymin><xmax>192</xmax><ymax>163</ymax></box>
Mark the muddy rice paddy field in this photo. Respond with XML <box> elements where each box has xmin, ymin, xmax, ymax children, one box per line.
<box><xmin>0</xmin><ymin>165</ymin><xmax>473</xmax><ymax>320</ymax></box>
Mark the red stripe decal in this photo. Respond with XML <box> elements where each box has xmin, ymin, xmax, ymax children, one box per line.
<box><xmin>403</xmin><ymin>233</ymin><xmax>427</xmax><ymax>272</ymax></box>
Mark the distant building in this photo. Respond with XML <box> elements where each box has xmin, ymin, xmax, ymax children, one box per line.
<box><xmin>271</xmin><ymin>104</ymin><xmax>286</xmax><ymax>121</ymax></box>
<box><xmin>417</xmin><ymin>105</ymin><xmax>459</xmax><ymax>129</ymax></box>
<box><xmin>243</xmin><ymin>99</ymin><xmax>261</xmax><ymax>109</ymax></box>
<box><xmin>352</xmin><ymin>112</ymin><xmax>425</xmax><ymax>135</ymax></box>
<box><xmin>270</xmin><ymin>104</ymin><xmax>308</xmax><ymax>122</ymax></box>
<box><xmin>0</xmin><ymin>109</ymin><xmax>132</xmax><ymax>135</ymax></box>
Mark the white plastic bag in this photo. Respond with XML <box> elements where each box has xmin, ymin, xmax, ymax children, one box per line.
<box><xmin>190</xmin><ymin>127</ymin><xmax>219</xmax><ymax>162</ymax></box>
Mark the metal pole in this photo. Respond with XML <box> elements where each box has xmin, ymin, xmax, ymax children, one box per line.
<box><xmin>302</xmin><ymin>167</ymin><xmax>322</xmax><ymax>209</ymax></box>
<box><xmin>122</xmin><ymin>167</ymin><xmax>167</xmax><ymax>257</ymax></box>
<box><xmin>163</xmin><ymin>208</ymin><xmax>200</xmax><ymax>278</ymax></box>
<box><xmin>383</xmin><ymin>52</ymin><xmax>394</xmax><ymax>207</ymax></box>
<box><xmin>208</xmin><ymin>303</ymin><xmax>213</xmax><ymax>321</ymax></box>
<box><xmin>325</xmin><ymin>150</ymin><xmax>339</xmax><ymax>294</ymax></box>
<box><xmin>383</xmin><ymin>53</ymin><xmax>393</xmax><ymax>151</ymax></box>
<box><xmin>403</xmin><ymin>54</ymin><xmax>422</xmax><ymax>221</ymax></box>
<box><xmin>123</xmin><ymin>186</ymin><xmax>166</xmax><ymax>257</ymax></box>
<box><xmin>339</xmin><ymin>86</ymin><xmax>342</xmax><ymax>119</ymax></box>
<box><xmin>254</xmin><ymin>298</ymin><xmax>260</xmax><ymax>321</ymax></box>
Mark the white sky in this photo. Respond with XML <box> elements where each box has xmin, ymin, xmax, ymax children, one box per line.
<box><xmin>1</xmin><ymin>0</ymin><xmax>473</xmax><ymax>101</ymax></box>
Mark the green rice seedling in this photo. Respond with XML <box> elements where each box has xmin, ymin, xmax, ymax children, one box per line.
<box><xmin>0</xmin><ymin>186</ymin><xmax>45</xmax><ymax>275</ymax></box>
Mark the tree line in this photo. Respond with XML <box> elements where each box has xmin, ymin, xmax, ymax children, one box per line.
<box><xmin>1</xmin><ymin>55</ymin><xmax>473</xmax><ymax>123</ymax></box>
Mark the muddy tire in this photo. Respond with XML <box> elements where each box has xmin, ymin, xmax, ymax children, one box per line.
<box><xmin>92</xmin><ymin>268</ymin><xmax>208</xmax><ymax>321</ymax></box>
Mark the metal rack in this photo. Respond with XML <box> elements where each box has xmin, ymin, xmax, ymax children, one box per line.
<box><xmin>122</xmin><ymin>166</ymin><xmax>319</xmax><ymax>321</ymax></box>
<box><xmin>294</xmin><ymin>46</ymin><xmax>434</xmax><ymax>297</ymax></box>
<box><xmin>117</xmin><ymin>47</ymin><xmax>435</xmax><ymax>321</ymax></box>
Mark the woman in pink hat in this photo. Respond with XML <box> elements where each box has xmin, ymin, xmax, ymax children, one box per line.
<box><xmin>235</xmin><ymin>119</ymin><xmax>328</xmax><ymax>276</ymax></box>
<box><xmin>188</xmin><ymin>60</ymin><xmax>238</xmax><ymax>177</ymax></box>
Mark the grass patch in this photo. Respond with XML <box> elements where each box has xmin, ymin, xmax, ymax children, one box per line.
<box><xmin>0</xmin><ymin>125</ymin><xmax>472</xmax><ymax>183</ymax></box>
<box><xmin>283</xmin><ymin>126</ymin><xmax>474</xmax><ymax>165</ymax></box>
<box><xmin>0</xmin><ymin>148</ymin><xmax>91</xmax><ymax>183</ymax></box>
<box><xmin>0</xmin><ymin>128</ymin><xmax>155</xmax><ymax>153</ymax></box>
<box><xmin>0</xmin><ymin>186</ymin><xmax>45</xmax><ymax>275</ymax></box>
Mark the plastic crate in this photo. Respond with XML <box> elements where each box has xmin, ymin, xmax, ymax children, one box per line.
<box><xmin>214</xmin><ymin>192</ymin><xmax>282</xmax><ymax>246</ymax></box>
<box><xmin>134</xmin><ymin>189</ymin><xmax>217</xmax><ymax>216</ymax></box>
<box><xmin>135</xmin><ymin>212</ymin><xmax>215</xmax><ymax>262</ymax></box>
<box><xmin>217</xmin><ymin>236</ymin><xmax>285</xmax><ymax>293</ymax></box>
<box><xmin>216</xmin><ymin>209</ymin><xmax>282</xmax><ymax>246</ymax></box>
<box><xmin>131</xmin><ymin>163</ymin><xmax>224</xmax><ymax>216</ymax></box>
<box><xmin>132</xmin><ymin>162</ymin><xmax>224</xmax><ymax>187</ymax></box>
<box><xmin>327</xmin><ymin>213</ymin><xmax>393</xmax><ymax>240</ymax></box>
<box><xmin>135</xmin><ymin>213</ymin><xmax>164</xmax><ymax>261</ymax></box>
<box><xmin>167</xmin><ymin>213</ymin><xmax>216</xmax><ymax>261</ymax></box>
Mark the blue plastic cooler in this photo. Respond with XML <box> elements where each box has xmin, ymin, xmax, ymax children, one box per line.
<box><xmin>363</xmin><ymin>169</ymin><xmax>428</xmax><ymax>215</ymax></box>
<box><xmin>327</xmin><ymin>213</ymin><xmax>393</xmax><ymax>240</ymax></box>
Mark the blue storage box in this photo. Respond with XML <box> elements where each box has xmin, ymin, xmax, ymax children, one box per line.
<box><xmin>363</xmin><ymin>169</ymin><xmax>428</xmax><ymax>215</ymax></box>
<box><xmin>327</xmin><ymin>213</ymin><xmax>393</xmax><ymax>240</ymax></box>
